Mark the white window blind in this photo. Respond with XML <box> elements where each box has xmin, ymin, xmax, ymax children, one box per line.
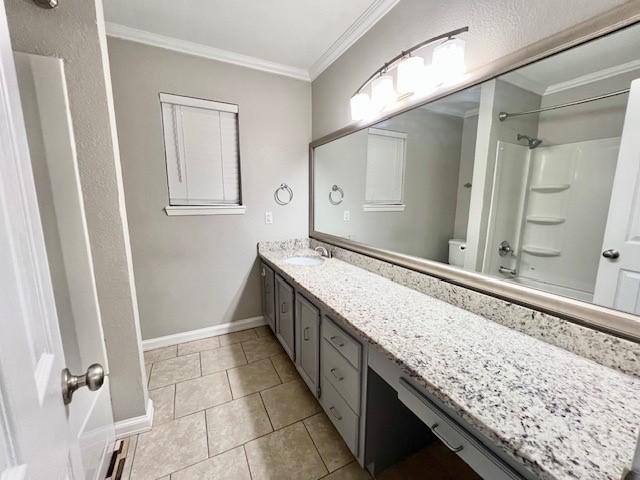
<box><xmin>365</xmin><ymin>128</ymin><xmax>407</xmax><ymax>205</ymax></box>
<box><xmin>160</xmin><ymin>93</ymin><xmax>240</xmax><ymax>206</ymax></box>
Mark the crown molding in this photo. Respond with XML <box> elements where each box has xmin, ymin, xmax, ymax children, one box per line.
<box><xmin>105</xmin><ymin>22</ymin><xmax>311</xmax><ymax>82</ymax></box>
<box><xmin>544</xmin><ymin>58</ymin><xmax>640</xmax><ymax>95</ymax></box>
<box><xmin>308</xmin><ymin>0</ymin><xmax>400</xmax><ymax>81</ymax></box>
<box><xmin>501</xmin><ymin>72</ymin><xmax>547</xmax><ymax>95</ymax></box>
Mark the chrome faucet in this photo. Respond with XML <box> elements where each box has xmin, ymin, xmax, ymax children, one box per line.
<box><xmin>314</xmin><ymin>246</ymin><xmax>331</xmax><ymax>258</ymax></box>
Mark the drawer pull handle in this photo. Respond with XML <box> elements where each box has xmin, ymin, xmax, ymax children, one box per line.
<box><xmin>281</xmin><ymin>302</ymin><xmax>288</xmax><ymax>314</ymax></box>
<box><xmin>431</xmin><ymin>423</ymin><xmax>464</xmax><ymax>453</ymax></box>
<box><xmin>330</xmin><ymin>335</ymin><xmax>345</xmax><ymax>347</ymax></box>
<box><xmin>261</xmin><ymin>268</ymin><xmax>266</xmax><ymax>277</ymax></box>
<box><xmin>330</xmin><ymin>368</ymin><xmax>344</xmax><ymax>381</ymax></box>
<box><xmin>329</xmin><ymin>406</ymin><xmax>343</xmax><ymax>421</ymax></box>
<box><xmin>304</xmin><ymin>327</ymin><xmax>310</xmax><ymax>341</ymax></box>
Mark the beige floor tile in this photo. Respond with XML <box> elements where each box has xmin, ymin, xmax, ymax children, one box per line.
<box><xmin>260</xmin><ymin>380</ymin><xmax>320</xmax><ymax>429</ymax></box>
<box><xmin>324</xmin><ymin>462</ymin><xmax>371</xmax><ymax>480</ymax></box>
<box><xmin>227</xmin><ymin>358</ymin><xmax>280</xmax><ymax>398</ymax></box>
<box><xmin>143</xmin><ymin>345</ymin><xmax>176</xmax><ymax>364</ymax></box>
<box><xmin>148</xmin><ymin>354</ymin><xmax>200</xmax><ymax>389</ymax></box>
<box><xmin>219</xmin><ymin>328</ymin><xmax>258</xmax><ymax>346</ymax></box>
<box><xmin>171</xmin><ymin>446</ymin><xmax>251</xmax><ymax>480</ymax></box>
<box><xmin>270</xmin><ymin>353</ymin><xmax>298</xmax><ymax>383</ymax></box>
<box><xmin>241</xmin><ymin>335</ymin><xmax>284</xmax><ymax>363</ymax></box>
<box><xmin>201</xmin><ymin>344</ymin><xmax>247</xmax><ymax>374</ymax></box>
<box><xmin>149</xmin><ymin>384</ymin><xmax>174</xmax><ymax>425</ymax></box>
<box><xmin>177</xmin><ymin>336</ymin><xmax>221</xmax><ymax>356</ymax></box>
<box><xmin>245</xmin><ymin>422</ymin><xmax>327</xmax><ymax>480</ymax></box>
<box><xmin>254</xmin><ymin>325</ymin><xmax>273</xmax><ymax>337</ymax></box>
<box><xmin>205</xmin><ymin>393</ymin><xmax>272</xmax><ymax>456</ymax></box>
<box><xmin>175</xmin><ymin>371</ymin><xmax>231</xmax><ymax>417</ymax></box>
<box><xmin>304</xmin><ymin>413</ymin><xmax>353</xmax><ymax>472</ymax></box>
<box><xmin>130</xmin><ymin>412</ymin><xmax>207</xmax><ymax>480</ymax></box>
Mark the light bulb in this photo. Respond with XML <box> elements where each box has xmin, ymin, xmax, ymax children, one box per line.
<box><xmin>416</xmin><ymin>64</ymin><xmax>440</xmax><ymax>95</ymax></box>
<box><xmin>396</xmin><ymin>56</ymin><xmax>425</xmax><ymax>95</ymax></box>
<box><xmin>371</xmin><ymin>74</ymin><xmax>396</xmax><ymax>111</ymax></box>
<box><xmin>350</xmin><ymin>92</ymin><xmax>372</xmax><ymax>121</ymax></box>
<box><xmin>432</xmin><ymin>37</ymin><xmax>465</xmax><ymax>84</ymax></box>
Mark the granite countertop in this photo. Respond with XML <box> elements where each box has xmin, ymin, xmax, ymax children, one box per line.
<box><xmin>259</xmin><ymin>245</ymin><xmax>640</xmax><ymax>480</ymax></box>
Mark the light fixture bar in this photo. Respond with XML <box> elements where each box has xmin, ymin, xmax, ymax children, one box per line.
<box><xmin>353</xmin><ymin>26</ymin><xmax>469</xmax><ymax>96</ymax></box>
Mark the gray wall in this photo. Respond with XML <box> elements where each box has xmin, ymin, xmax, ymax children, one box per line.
<box><xmin>314</xmin><ymin>108</ymin><xmax>462</xmax><ymax>262</ymax></box>
<box><xmin>453</xmin><ymin>114</ymin><xmax>478</xmax><ymax>240</ymax></box>
<box><xmin>537</xmin><ymin>68</ymin><xmax>640</xmax><ymax>144</ymax></box>
<box><xmin>311</xmin><ymin>0</ymin><xmax>627</xmax><ymax>140</ymax></box>
<box><xmin>6</xmin><ymin>0</ymin><xmax>147</xmax><ymax>422</ymax></box>
<box><xmin>107</xmin><ymin>38</ymin><xmax>311</xmax><ymax>340</ymax></box>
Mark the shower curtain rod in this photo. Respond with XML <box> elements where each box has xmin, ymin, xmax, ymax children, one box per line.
<box><xmin>498</xmin><ymin>87</ymin><xmax>630</xmax><ymax>121</ymax></box>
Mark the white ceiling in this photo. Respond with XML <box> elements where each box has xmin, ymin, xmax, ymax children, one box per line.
<box><xmin>502</xmin><ymin>24</ymin><xmax>640</xmax><ymax>94</ymax></box>
<box><xmin>421</xmin><ymin>86</ymin><xmax>481</xmax><ymax>118</ymax></box>
<box><xmin>103</xmin><ymin>0</ymin><xmax>398</xmax><ymax>80</ymax></box>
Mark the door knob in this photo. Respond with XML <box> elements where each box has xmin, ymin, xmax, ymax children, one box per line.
<box><xmin>602</xmin><ymin>249</ymin><xmax>620</xmax><ymax>259</ymax></box>
<box><xmin>62</xmin><ymin>363</ymin><xmax>105</xmax><ymax>405</ymax></box>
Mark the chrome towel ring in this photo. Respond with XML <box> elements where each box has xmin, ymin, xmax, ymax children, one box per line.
<box><xmin>274</xmin><ymin>183</ymin><xmax>293</xmax><ymax>205</ymax></box>
<box><xmin>329</xmin><ymin>185</ymin><xmax>344</xmax><ymax>205</ymax></box>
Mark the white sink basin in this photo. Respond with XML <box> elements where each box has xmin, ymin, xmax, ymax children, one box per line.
<box><xmin>285</xmin><ymin>256</ymin><xmax>325</xmax><ymax>266</ymax></box>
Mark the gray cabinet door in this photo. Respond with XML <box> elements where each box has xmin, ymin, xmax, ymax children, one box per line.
<box><xmin>275</xmin><ymin>274</ymin><xmax>295</xmax><ymax>360</ymax></box>
<box><xmin>261</xmin><ymin>263</ymin><xmax>275</xmax><ymax>332</ymax></box>
<box><xmin>295</xmin><ymin>294</ymin><xmax>320</xmax><ymax>396</ymax></box>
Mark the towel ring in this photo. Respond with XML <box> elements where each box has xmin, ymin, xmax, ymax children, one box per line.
<box><xmin>329</xmin><ymin>185</ymin><xmax>344</xmax><ymax>205</ymax></box>
<box><xmin>274</xmin><ymin>183</ymin><xmax>293</xmax><ymax>205</ymax></box>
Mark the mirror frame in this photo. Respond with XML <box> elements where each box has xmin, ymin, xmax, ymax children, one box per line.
<box><xmin>309</xmin><ymin>3</ymin><xmax>640</xmax><ymax>341</ymax></box>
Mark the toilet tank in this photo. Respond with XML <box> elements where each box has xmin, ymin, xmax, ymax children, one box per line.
<box><xmin>448</xmin><ymin>239</ymin><xmax>466</xmax><ymax>267</ymax></box>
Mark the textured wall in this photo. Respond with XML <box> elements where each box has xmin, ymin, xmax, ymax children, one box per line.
<box><xmin>108</xmin><ymin>38</ymin><xmax>311</xmax><ymax>340</ymax></box>
<box><xmin>5</xmin><ymin>0</ymin><xmax>147</xmax><ymax>422</ymax></box>
<box><xmin>311</xmin><ymin>0</ymin><xmax>629</xmax><ymax>140</ymax></box>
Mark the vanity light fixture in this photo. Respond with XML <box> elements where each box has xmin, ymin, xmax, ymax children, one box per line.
<box><xmin>350</xmin><ymin>26</ymin><xmax>469</xmax><ymax>121</ymax></box>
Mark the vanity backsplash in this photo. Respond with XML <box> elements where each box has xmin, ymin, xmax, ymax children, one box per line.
<box><xmin>258</xmin><ymin>238</ymin><xmax>640</xmax><ymax>377</ymax></box>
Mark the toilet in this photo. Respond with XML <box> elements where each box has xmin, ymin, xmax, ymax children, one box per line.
<box><xmin>448</xmin><ymin>239</ymin><xmax>467</xmax><ymax>267</ymax></box>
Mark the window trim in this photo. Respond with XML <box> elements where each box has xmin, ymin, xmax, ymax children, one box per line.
<box><xmin>164</xmin><ymin>205</ymin><xmax>246</xmax><ymax>216</ymax></box>
<box><xmin>364</xmin><ymin>128</ymin><xmax>408</xmax><ymax>210</ymax></box>
<box><xmin>159</xmin><ymin>92</ymin><xmax>244</xmax><ymax>215</ymax></box>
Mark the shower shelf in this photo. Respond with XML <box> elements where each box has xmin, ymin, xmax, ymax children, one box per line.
<box><xmin>521</xmin><ymin>246</ymin><xmax>561</xmax><ymax>257</ymax></box>
<box><xmin>526</xmin><ymin>216</ymin><xmax>566</xmax><ymax>225</ymax></box>
<box><xmin>530</xmin><ymin>184</ymin><xmax>570</xmax><ymax>193</ymax></box>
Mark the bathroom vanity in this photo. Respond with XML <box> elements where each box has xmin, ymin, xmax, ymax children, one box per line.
<box><xmin>258</xmin><ymin>242</ymin><xmax>640</xmax><ymax>480</ymax></box>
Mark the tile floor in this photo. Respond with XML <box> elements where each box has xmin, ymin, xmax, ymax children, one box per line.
<box><xmin>123</xmin><ymin>325</ymin><xmax>479</xmax><ymax>480</ymax></box>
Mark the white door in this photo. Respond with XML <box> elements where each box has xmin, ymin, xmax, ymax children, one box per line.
<box><xmin>0</xmin><ymin>2</ymin><xmax>114</xmax><ymax>479</ymax></box>
<box><xmin>593</xmin><ymin>79</ymin><xmax>640</xmax><ymax>313</ymax></box>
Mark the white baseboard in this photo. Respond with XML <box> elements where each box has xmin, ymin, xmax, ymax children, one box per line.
<box><xmin>142</xmin><ymin>316</ymin><xmax>266</xmax><ymax>351</ymax></box>
<box><xmin>115</xmin><ymin>398</ymin><xmax>154</xmax><ymax>439</ymax></box>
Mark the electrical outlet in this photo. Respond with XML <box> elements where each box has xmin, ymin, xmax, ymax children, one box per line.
<box><xmin>343</xmin><ymin>210</ymin><xmax>350</xmax><ymax>222</ymax></box>
<box><xmin>265</xmin><ymin>211</ymin><xmax>273</xmax><ymax>224</ymax></box>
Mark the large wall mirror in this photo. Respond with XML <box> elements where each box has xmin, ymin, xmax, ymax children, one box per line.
<box><xmin>311</xmin><ymin>18</ymin><xmax>640</xmax><ymax>339</ymax></box>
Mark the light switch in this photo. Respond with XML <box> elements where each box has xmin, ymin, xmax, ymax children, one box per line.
<box><xmin>343</xmin><ymin>210</ymin><xmax>350</xmax><ymax>222</ymax></box>
<box><xmin>265</xmin><ymin>211</ymin><xmax>273</xmax><ymax>224</ymax></box>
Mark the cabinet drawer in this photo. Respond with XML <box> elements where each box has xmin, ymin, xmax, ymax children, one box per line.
<box><xmin>322</xmin><ymin>339</ymin><xmax>360</xmax><ymax>414</ymax></box>
<box><xmin>321</xmin><ymin>379</ymin><xmax>359</xmax><ymax>456</ymax></box>
<box><xmin>397</xmin><ymin>378</ymin><xmax>522</xmax><ymax>480</ymax></box>
<box><xmin>322</xmin><ymin>317</ymin><xmax>361</xmax><ymax>369</ymax></box>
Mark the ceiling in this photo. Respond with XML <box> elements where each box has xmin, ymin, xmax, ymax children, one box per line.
<box><xmin>103</xmin><ymin>0</ymin><xmax>399</xmax><ymax>81</ymax></box>
<box><xmin>502</xmin><ymin>23</ymin><xmax>640</xmax><ymax>95</ymax></box>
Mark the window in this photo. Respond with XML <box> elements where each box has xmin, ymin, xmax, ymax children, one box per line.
<box><xmin>364</xmin><ymin>128</ymin><xmax>407</xmax><ymax>212</ymax></box>
<box><xmin>160</xmin><ymin>93</ymin><xmax>244</xmax><ymax>215</ymax></box>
